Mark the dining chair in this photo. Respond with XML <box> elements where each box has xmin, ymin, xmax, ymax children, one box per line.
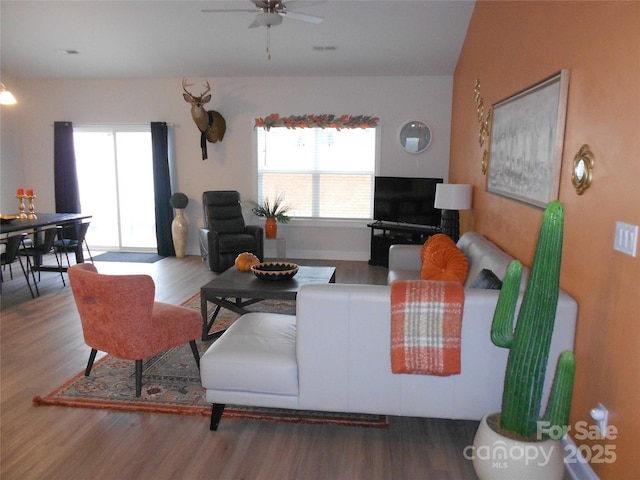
<box><xmin>54</xmin><ymin>221</ymin><xmax>94</xmax><ymax>267</ymax></box>
<box><xmin>1</xmin><ymin>233</ymin><xmax>39</xmax><ymax>298</ymax></box>
<box><xmin>18</xmin><ymin>227</ymin><xmax>66</xmax><ymax>286</ymax></box>
<box><xmin>68</xmin><ymin>263</ymin><xmax>202</xmax><ymax>397</ymax></box>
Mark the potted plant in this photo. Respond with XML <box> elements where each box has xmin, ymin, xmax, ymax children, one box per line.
<box><xmin>252</xmin><ymin>193</ymin><xmax>291</xmax><ymax>239</ymax></box>
<box><xmin>169</xmin><ymin>193</ymin><xmax>189</xmax><ymax>258</ymax></box>
<box><xmin>472</xmin><ymin>201</ymin><xmax>576</xmax><ymax>480</ymax></box>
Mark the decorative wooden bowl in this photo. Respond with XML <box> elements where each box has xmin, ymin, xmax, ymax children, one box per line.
<box><xmin>251</xmin><ymin>262</ymin><xmax>299</xmax><ymax>281</ymax></box>
<box><xmin>0</xmin><ymin>215</ymin><xmax>18</xmax><ymax>224</ymax></box>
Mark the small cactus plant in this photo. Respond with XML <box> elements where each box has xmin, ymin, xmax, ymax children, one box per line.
<box><xmin>491</xmin><ymin>200</ymin><xmax>576</xmax><ymax>440</ymax></box>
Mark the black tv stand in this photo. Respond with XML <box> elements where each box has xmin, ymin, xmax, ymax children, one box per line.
<box><xmin>367</xmin><ymin>221</ymin><xmax>441</xmax><ymax>267</ymax></box>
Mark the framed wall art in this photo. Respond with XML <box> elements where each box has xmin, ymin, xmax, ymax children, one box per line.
<box><xmin>486</xmin><ymin>70</ymin><xmax>570</xmax><ymax>208</ymax></box>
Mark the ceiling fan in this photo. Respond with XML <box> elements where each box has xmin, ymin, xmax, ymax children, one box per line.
<box><xmin>202</xmin><ymin>1</ymin><xmax>325</xmax><ymax>29</ymax></box>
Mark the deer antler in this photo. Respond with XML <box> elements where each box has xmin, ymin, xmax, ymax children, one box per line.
<box><xmin>182</xmin><ymin>77</ymin><xmax>195</xmax><ymax>97</ymax></box>
<box><xmin>201</xmin><ymin>81</ymin><xmax>211</xmax><ymax>98</ymax></box>
<box><xmin>182</xmin><ymin>78</ymin><xmax>211</xmax><ymax>99</ymax></box>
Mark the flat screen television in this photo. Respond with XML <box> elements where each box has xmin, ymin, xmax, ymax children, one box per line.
<box><xmin>373</xmin><ymin>176</ymin><xmax>443</xmax><ymax>227</ymax></box>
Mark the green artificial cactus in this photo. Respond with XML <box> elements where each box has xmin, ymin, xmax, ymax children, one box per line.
<box><xmin>491</xmin><ymin>201</ymin><xmax>576</xmax><ymax>439</ymax></box>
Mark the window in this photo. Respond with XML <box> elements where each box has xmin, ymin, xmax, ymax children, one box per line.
<box><xmin>256</xmin><ymin>127</ymin><xmax>377</xmax><ymax>220</ymax></box>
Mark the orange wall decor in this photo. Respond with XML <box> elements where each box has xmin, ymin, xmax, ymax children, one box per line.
<box><xmin>450</xmin><ymin>1</ymin><xmax>640</xmax><ymax>478</ymax></box>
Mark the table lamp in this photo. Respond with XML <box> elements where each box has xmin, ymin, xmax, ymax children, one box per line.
<box><xmin>434</xmin><ymin>184</ymin><xmax>473</xmax><ymax>242</ymax></box>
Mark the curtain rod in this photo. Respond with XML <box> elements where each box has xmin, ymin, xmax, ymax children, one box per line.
<box><xmin>50</xmin><ymin>122</ymin><xmax>176</xmax><ymax>127</ymax></box>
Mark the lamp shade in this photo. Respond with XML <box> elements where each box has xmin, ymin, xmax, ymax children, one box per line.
<box><xmin>434</xmin><ymin>184</ymin><xmax>473</xmax><ymax>210</ymax></box>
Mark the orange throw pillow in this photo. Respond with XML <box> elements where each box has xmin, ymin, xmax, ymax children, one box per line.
<box><xmin>420</xmin><ymin>234</ymin><xmax>469</xmax><ymax>283</ymax></box>
<box><xmin>420</xmin><ymin>234</ymin><xmax>456</xmax><ymax>263</ymax></box>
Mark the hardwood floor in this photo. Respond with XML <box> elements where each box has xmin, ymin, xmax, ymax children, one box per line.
<box><xmin>1</xmin><ymin>254</ymin><xmax>479</xmax><ymax>479</ymax></box>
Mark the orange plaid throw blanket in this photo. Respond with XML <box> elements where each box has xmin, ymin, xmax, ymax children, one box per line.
<box><xmin>391</xmin><ymin>280</ymin><xmax>464</xmax><ymax>375</ymax></box>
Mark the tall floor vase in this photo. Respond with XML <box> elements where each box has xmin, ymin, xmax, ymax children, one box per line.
<box><xmin>171</xmin><ymin>208</ymin><xmax>189</xmax><ymax>258</ymax></box>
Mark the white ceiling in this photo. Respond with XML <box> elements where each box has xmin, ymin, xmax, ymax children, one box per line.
<box><xmin>1</xmin><ymin>0</ymin><xmax>475</xmax><ymax>79</ymax></box>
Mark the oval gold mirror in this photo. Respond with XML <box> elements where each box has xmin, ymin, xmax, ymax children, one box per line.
<box><xmin>572</xmin><ymin>144</ymin><xmax>594</xmax><ymax>195</ymax></box>
<box><xmin>399</xmin><ymin>121</ymin><xmax>432</xmax><ymax>154</ymax></box>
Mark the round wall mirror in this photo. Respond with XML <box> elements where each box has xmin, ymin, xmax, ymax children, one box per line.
<box><xmin>575</xmin><ymin>159</ymin><xmax>586</xmax><ymax>181</ymax></box>
<box><xmin>399</xmin><ymin>121</ymin><xmax>432</xmax><ymax>154</ymax></box>
<box><xmin>571</xmin><ymin>144</ymin><xmax>594</xmax><ymax>195</ymax></box>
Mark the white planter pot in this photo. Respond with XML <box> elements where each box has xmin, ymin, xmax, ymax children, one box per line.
<box><xmin>471</xmin><ymin>413</ymin><xmax>564</xmax><ymax>480</ymax></box>
<box><xmin>171</xmin><ymin>208</ymin><xmax>188</xmax><ymax>258</ymax></box>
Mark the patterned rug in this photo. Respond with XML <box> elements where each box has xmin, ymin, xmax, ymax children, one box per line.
<box><xmin>187</xmin><ymin>293</ymin><xmax>297</xmax><ymax>336</ymax></box>
<box><xmin>33</xmin><ymin>294</ymin><xmax>389</xmax><ymax>428</ymax></box>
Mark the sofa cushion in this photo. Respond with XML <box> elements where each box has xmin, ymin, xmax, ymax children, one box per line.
<box><xmin>457</xmin><ymin>232</ymin><xmax>525</xmax><ymax>289</ymax></box>
<box><xmin>200</xmin><ymin>312</ymin><xmax>298</xmax><ymax>396</ymax></box>
<box><xmin>420</xmin><ymin>235</ymin><xmax>469</xmax><ymax>283</ymax></box>
<box><xmin>471</xmin><ymin>269</ymin><xmax>503</xmax><ymax>290</ymax></box>
<box><xmin>388</xmin><ymin>269</ymin><xmax>421</xmax><ymax>284</ymax></box>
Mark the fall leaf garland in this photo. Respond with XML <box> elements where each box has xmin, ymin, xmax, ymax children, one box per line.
<box><xmin>255</xmin><ymin>113</ymin><xmax>379</xmax><ymax>131</ymax></box>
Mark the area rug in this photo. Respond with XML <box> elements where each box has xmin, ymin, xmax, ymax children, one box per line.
<box><xmin>92</xmin><ymin>252</ymin><xmax>165</xmax><ymax>263</ymax></box>
<box><xmin>184</xmin><ymin>293</ymin><xmax>297</xmax><ymax>336</ymax></box>
<box><xmin>33</xmin><ymin>294</ymin><xmax>388</xmax><ymax>428</ymax></box>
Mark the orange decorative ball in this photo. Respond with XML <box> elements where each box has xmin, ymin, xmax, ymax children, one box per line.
<box><xmin>235</xmin><ymin>252</ymin><xmax>260</xmax><ymax>271</ymax></box>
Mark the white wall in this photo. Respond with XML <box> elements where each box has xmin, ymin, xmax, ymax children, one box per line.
<box><xmin>0</xmin><ymin>71</ymin><xmax>23</xmax><ymax>214</ymax></box>
<box><xmin>3</xmin><ymin>75</ymin><xmax>453</xmax><ymax>260</ymax></box>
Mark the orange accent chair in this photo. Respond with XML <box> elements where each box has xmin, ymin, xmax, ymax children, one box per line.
<box><xmin>68</xmin><ymin>263</ymin><xmax>202</xmax><ymax>397</ymax></box>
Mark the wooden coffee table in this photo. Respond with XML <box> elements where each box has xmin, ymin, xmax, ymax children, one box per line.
<box><xmin>200</xmin><ymin>265</ymin><xmax>336</xmax><ymax>340</ymax></box>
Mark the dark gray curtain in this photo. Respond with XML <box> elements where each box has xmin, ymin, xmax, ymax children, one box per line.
<box><xmin>54</xmin><ymin>121</ymin><xmax>81</xmax><ymax>213</ymax></box>
<box><xmin>151</xmin><ymin>122</ymin><xmax>175</xmax><ymax>257</ymax></box>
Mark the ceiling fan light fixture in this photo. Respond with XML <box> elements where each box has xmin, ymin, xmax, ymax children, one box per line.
<box><xmin>0</xmin><ymin>83</ymin><xmax>17</xmax><ymax>105</ymax></box>
<box><xmin>257</xmin><ymin>12</ymin><xmax>283</xmax><ymax>27</ymax></box>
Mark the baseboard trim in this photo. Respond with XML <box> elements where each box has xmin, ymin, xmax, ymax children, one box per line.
<box><xmin>290</xmin><ymin>249</ymin><xmax>370</xmax><ymax>261</ymax></box>
<box><xmin>563</xmin><ymin>436</ymin><xmax>600</xmax><ymax>479</ymax></box>
<box><xmin>267</xmin><ymin>248</ymin><xmax>369</xmax><ymax>262</ymax></box>
<box><xmin>185</xmin><ymin>247</ymin><xmax>371</xmax><ymax>262</ymax></box>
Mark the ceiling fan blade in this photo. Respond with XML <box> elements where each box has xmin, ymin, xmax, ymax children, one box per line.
<box><xmin>282</xmin><ymin>1</ymin><xmax>327</xmax><ymax>10</ymax></box>
<box><xmin>248</xmin><ymin>19</ymin><xmax>260</xmax><ymax>28</ymax></box>
<box><xmin>281</xmin><ymin>10</ymin><xmax>323</xmax><ymax>24</ymax></box>
<box><xmin>201</xmin><ymin>8</ymin><xmax>257</xmax><ymax>13</ymax></box>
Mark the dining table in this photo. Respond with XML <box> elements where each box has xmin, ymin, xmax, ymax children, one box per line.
<box><xmin>1</xmin><ymin>212</ymin><xmax>92</xmax><ymax>269</ymax></box>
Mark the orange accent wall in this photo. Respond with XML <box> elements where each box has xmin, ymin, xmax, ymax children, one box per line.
<box><xmin>450</xmin><ymin>1</ymin><xmax>640</xmax><ymax>477</ymax></box>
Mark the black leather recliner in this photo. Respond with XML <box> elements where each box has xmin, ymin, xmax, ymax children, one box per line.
<box><xmin>199</xmin><ymin>191</ymin><xmax>264</xmax><ymax>272</ymax></box>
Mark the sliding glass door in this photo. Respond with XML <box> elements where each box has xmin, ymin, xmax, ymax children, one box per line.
<box><xmin>73</xmin><ymin>126</ymin><xmax>156</xmax><ymax>251</ymax></box>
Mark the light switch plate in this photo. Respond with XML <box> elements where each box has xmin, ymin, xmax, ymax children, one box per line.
<box><xmin>614</xmin><ymin>222</ymin><xmax>638</xmax><ymax>257</ymax></box>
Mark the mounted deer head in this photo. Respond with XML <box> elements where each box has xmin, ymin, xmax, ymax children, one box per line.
<box><xmin>182</xmin><ymin>78</ymin><xmax>227</xmax><ymax>160</ymax></box>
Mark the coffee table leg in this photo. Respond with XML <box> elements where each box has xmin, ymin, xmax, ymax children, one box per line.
<box><xmin>201</xmin><ymin>300</ymin><xmax>225</xmax><ymax>341</ymax></box>
<box><xmin>201</xmin><ymin>295</ymin><xmax>259</xmax><ymax>341</ymax></box>
<box><xmin>201</xmin><ymin>291</ymin><xmax>209</xmax><ymax>340</ymax></box>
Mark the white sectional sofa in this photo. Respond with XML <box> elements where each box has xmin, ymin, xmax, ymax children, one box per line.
<box><xmin>200</xmin><ymin>232</ymin><xmax>578</xmax><ymax>430</ymax></box>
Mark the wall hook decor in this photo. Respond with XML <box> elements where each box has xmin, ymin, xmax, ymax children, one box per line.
<box><xmin>474</xmin><ymin>79</ymin><xmax>492</xmax><ymax>174</ymax></box>
<box><xmin>571</xmin><ymin>144</ymin><xmax>594</xmax><ymax>195</ymax></box>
